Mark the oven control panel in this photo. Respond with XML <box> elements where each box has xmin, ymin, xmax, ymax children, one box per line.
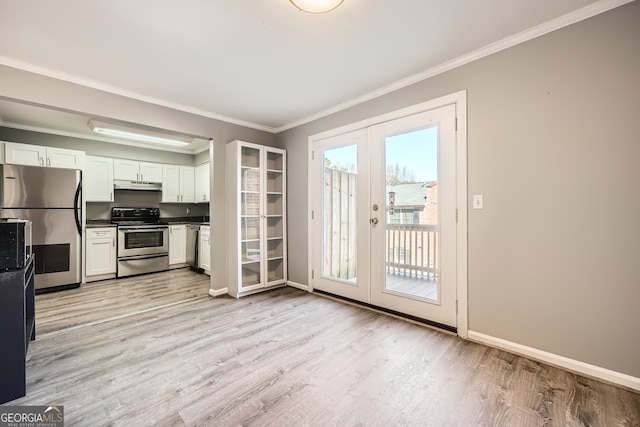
<box><xmin>111</xmin><ymin>207</ymin><xmax>161</xmax><ymax>223</ymax></box>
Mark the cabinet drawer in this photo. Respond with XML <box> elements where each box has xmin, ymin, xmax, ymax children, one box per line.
<box><xmin>87</xmin><ymin>228</ymin><xmax>116</xmax><ymax>239</ymax></box>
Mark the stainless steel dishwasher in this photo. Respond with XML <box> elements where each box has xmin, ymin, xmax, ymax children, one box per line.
<box><xmin>186</xmin><ymin>224</ymin><xmax>202</xmax><ymax>271</ymax></box>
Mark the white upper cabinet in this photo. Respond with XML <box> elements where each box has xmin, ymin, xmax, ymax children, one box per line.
<box><xmin>180</xmin><ymin>166</ymin><xmax>195</xmax><ymax>203</ymax></box>
<box><xmin>113</xmin><ymin>159</ymin><xmax>162</xmax><ymax>182</ymax></box>
<box><xmin>113</xmin><ymin>159</ymin><xmax>138</xmax><ymax>181</ymax></box>
<box><xmin>195</xmin><ymin>162</ymin><xmax>210</xmax><ymax>203</ymax></box>
<box><xmin>4</xmin><ymin>143</ymin><xmax>46</xmax><ymax>167</ymax></box>
<box><xmin>162</xmin><ymin>165</ymin><xmax>194</xmax><ymax>203</ymax></box>
<box><xmin>4</xmin><ymin>142</ymin><xmax>84</xmax><ymax>170</ymax></box>
<box><xmin>140</xmin><ymin>162</ymin><xmax>163</xmax><ymax>182</ymax></box>
<box><xmin>84</xmin><ymin>156</ymin><xmax>114</xmax><ymax>202</ymax></box>
<box><xmin>162</xmin><ymin>165</ymin><xmax>180</xmax><ymax>202</ymax></box>
<box><xmin>47</xmin><ymin>147</ymin><xmax>86</xmax><ymax>169</ymax></box>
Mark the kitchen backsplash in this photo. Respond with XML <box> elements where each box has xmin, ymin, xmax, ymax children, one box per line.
<box><xmin>86</xmin><ymin>190</ymin><xmax>209</xmax><ymax>220</ymax></box>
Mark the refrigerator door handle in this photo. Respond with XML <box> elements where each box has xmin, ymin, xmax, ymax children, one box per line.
<box><xmin>74</xmin><ymin>178</ymin><xmax>82</xmax><ymax>236</ymax></box>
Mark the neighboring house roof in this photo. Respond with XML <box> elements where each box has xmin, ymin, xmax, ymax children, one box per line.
<box><xmin>386</xmin><ymin>182</ymin><xmax>436</xmax><ymax>207</ymax></box>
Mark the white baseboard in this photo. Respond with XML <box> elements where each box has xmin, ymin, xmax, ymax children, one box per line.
<box><xmin>467</xmin><ymin>330</ymin><xmax>640</xmax><ymax>392</ymax></box>
<box><xmin>287</xmin><ymin>281</ymin><xmax>310</xmax><ymax>292</ymax></box>
<box><xmin>208</xmin><ymin>287</ymin><xmax>228</xmax><ymax>297</ymax></box>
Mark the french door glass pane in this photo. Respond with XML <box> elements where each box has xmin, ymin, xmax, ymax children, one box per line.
<box><xmin>384</xmin><ymin>127</ymin><xmax>439</xmax><ymax>301</ymax></box>
<box><xmin>322</xmin><ymin>144</ymin><xmax>357</xmax><ymax>281</ymax></box>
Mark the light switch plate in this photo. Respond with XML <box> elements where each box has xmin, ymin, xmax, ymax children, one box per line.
<box><xmin>473</xmin><ymin>195</ymin><xmax>484</xmax><ymax>209</ymax></box>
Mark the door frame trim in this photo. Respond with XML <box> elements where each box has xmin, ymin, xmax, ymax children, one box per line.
<box><xmin>307</xmin><ymin>90</ymin><xmax>468</xmax><ymax>338</ymax></box>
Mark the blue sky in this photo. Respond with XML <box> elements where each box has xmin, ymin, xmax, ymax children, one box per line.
<box><xmin>324</xmin><ymin>127</ymin><xmax>438</xmax><ymax>182</ymax></box>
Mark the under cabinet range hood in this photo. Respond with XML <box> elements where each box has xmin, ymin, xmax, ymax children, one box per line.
<box><xmin>113</xmin><ymin>180</ymin><xmax>162</xmax><ymax>191</ymax></box>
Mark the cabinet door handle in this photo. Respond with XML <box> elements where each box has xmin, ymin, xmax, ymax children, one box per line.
<box><xmin>141</xmin><ymin>174</ymin><xmax>144</xmax><ymax>181</ymax></box>
<box><xmin>47</xmin><ymin>157</ymin><xmax>51</xmax><ymax>166</ymax></box>
<box><xmin>137</xmin><ymin>173</ymin><xmax>140</xmax><ymax>181</ymax></box>
<box><xmin>112</xmin><ymin>238</ymin><xmax>115</xmax><ymax>247</ymax></box>
<box><xmin>110</xmin><ymin>192</ymin><xmax>113</xmax><ymax>201</ymax></box>
<box><xmin>177</xmin><ymin>195</ymin><xmax>180</xmax><ymax>202</ymax></box>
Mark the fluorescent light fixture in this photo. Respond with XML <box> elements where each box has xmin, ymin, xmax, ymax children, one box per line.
<box><xmin>290</xmin><ymin>0</ymin><xmax>343</xmax><ymax>14</ymax></box>
<box><xmin>88</xmin><ymin>119</ymin><xmax>192</xmax><ymax>147</ymax></box>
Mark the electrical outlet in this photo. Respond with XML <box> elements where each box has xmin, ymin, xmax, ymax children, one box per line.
<box><xmin>186</xmin><ymin>207</ymin><xmax>191</xmax><ymax>214</ymax></box>
<box><xmin>473</xmin><ymin>195</ymin><xmax>484</xmax><ymax>209</ymax></box>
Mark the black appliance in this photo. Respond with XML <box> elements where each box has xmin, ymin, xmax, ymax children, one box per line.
<box><xmin>0</xmin><ymin>218</ymin><xmax>32</xmax><ymax>270</ymax></box>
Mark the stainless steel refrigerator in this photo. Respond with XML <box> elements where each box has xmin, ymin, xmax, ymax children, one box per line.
<box><xmin>1</xmin><ymin>164</ymin><xmax>82</xmax><ymax>291</ymax></box>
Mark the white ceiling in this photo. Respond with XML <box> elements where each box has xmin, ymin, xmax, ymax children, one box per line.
<box><xmin>0</xmin><ymin>0</ymin><xmax>628</xmax><ymax>150</ymax></box>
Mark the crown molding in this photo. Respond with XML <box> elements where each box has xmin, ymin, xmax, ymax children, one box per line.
<box><xmin>275</xmin><ymin>0</ymin><xmax>634</xmax><ymax>132</ymax></box>
<box><xmin>0</xmin><ymin>0</ymin><xmax>632</xmax><ymax>135</ymax></box>
<box><xmin>0</xmin><ymin>55</ymin><xmax>277</xmax><ymax>134</ymax></box>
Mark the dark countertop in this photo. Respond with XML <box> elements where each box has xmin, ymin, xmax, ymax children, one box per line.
<box><xmin>86</xmin><ymin>218</ymin><xmax>209</xmax><ymax>227</ymax></box>
<box><xmin>86</xmin><ymin>220</ymin><xmax>116</xmax><ymax>228</ymax></box>
<box><xmin>164</xmin><ymin>216</ymin><xmax>209</xmax><ymax>224</ymax></box>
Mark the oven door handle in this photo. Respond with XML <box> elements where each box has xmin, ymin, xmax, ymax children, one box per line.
<box><xmin>119</xmin><ymin>227</ymin><xmax>168</xmax><ymax>232</ymax></box>
<box><xmin>118</xmin><ymin>253</ymin><xmax>169</xmax><ymax>261</ymax></box>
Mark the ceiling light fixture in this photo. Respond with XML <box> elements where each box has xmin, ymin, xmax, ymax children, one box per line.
<box><xmin>88</xmin><ymin>119</ymin><xmax>192</xmax><ymax>147</ymax></box>
<box><xmin>290</xmin><ymin>0</ymin><xmax>344</xmax><ymax>14</ymax></box>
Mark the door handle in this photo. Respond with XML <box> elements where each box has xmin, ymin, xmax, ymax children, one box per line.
<box><xmin>371</xmin><ymin>218</ymin><xmax>379</xmax><ymax>225</ymax></box>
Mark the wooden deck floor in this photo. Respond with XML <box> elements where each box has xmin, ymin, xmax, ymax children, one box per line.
<box><xmin>385</xmin><ymin>272</ymin><xmax>438</xmax><ymax>300</ymax></box>
<box><xmin>12</xmin><ymin>269</ymin><xmax>640</xmax><ymax>426</ymax></box>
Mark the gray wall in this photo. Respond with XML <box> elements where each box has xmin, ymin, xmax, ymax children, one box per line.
<box><xmin>0</xmin><ymin>67</ymin><xmax>277</xmax><ymax>294</ymax></box>
<box><xmin>277</xmin><ymin>2</ymin><xmax>640</xmax><ymax>378</ymax></box>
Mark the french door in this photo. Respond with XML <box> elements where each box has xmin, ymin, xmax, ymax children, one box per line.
<box><xmin>312</xmin><ymin>104</ymin><xmax>458</xmax><ymax>329</ymax></box>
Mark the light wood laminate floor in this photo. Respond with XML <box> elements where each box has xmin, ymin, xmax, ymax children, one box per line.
<box><xmin>9</xmin><ymin>269</ymin><xmax>640</xmax><ymax>426</ymax></box>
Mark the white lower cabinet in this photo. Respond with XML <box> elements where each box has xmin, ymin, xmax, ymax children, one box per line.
<box><xmin>86</xmin><ymin>227</ymin><xmax>117</xmax><ymax>282</ymax></box>
<box><xmin>199</xmin><ymin>226</ymin><xmax>211</xmax><ymax>274</ymax></box>
<box><xmin>169</xmin><ymin>224</ymin><xmax>187</xmax><ymax>266</ymax></box>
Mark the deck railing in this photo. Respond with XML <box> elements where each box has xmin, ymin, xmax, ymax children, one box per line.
<box><xmin>386</xmin><ymin>224</ymin><xmax>439</xmax><ymax>278</ymax></box>
<box><xmin>322</xmin><ymin>167</ymin><xmax>439</xmax><ymax>280</ymax></box>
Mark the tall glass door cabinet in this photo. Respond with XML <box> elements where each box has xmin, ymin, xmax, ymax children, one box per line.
<box><xmin>226</xmin><ymin>140</ymin><xmax>287</xmax><ymax>297</ymax></box>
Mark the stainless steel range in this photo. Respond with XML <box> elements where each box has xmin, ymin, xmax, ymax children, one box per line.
<box><xmin>112</xmin><ymin>207</ymin><xmax>169</xmax><ymax>278</ymax></box>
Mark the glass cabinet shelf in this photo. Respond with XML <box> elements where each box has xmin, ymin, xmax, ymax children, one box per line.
<box><xmin>228</xmin><ymin>141</ymin><xmax>287</xmax><ymax>297</ymax></box>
